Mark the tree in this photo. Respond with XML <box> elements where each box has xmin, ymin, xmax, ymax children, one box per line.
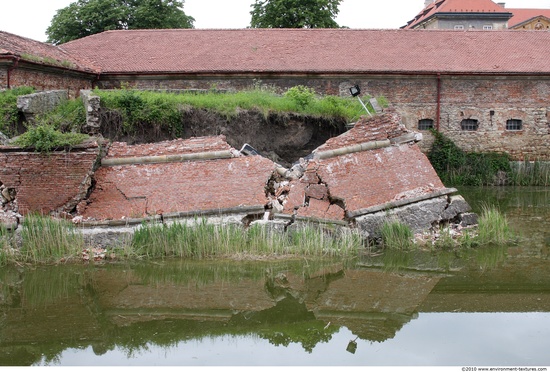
<box><xmin>46</xmin><ymin>0</ymin><xmax>194</xmax><ymax>45</ymax></box>
<box><xmin>250</xmin><ymin>0</ymin><xmax>342</xmax><ymax>28</ymax></box>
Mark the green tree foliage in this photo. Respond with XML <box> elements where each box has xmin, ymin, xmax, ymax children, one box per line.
<box><xmin>250</xmin><ymin>0</ymin><xmax>342</xmax><ymax>28</ymax></box>
<box><xmin>47</xmin><ymin>0</ymin><xmax>194</xmax><ymax>44</ymax></box>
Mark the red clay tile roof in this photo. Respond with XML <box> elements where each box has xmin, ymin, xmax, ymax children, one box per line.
<box><xmin>0</xmin><ymin>31</ymin><xmax>96</xmax><ymax>72</ymax></box>
<box><xmin>508</xmin><ymin>8</ymin><xmax>550</xmax><ymax>28</ymax></box>
<box><xmin>403</xmin><ymin>0</ymin><xmax>511</xmax><ymax>29</ymax></box>
<box><xmin>59</xmin><ymin>28</ymin><xmax>550</xmax><ymax>75</ymax></box>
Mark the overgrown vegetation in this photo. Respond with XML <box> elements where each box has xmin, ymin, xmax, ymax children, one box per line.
<box><xmin>427</xmin><ymin>129</ymin><xmax>512</xmax><ymax>186</ymax></box>
<box><xmin>128</xmin><ymin>219</ymin><xmax>362</xmax><ymax>259</ymax></box>
<box><xmin>37</xmin><ymin>96</ymin><xmax>87</xmax><ymax>132</ymax></box>
<box><xmin>14</xmin><ymin>123</ymin><xmax>88</xmax><ymax>153</ymax></box>
<box><xmin>427</xmin><ymin>129</ymin><xmax>550</xmax><ymax>186</ymax></box>
<box><xmin>378</xmin><ymin>206</ymin><xmax>514</xmax><ymax>253</ymax></box>
<box><xmin>0</xmin><ymin>86</ymin><xmax>35</xmax><ymax>135</ymax></box>
<box><xmin>95</xmin><ymin>86</ymin><xmax>371</xmax><ymax>138</ymax></box>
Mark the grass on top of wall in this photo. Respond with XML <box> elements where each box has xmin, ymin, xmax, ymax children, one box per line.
<box><xmin>94</xmin><ymin>86</ymin><xmax>376</xmax><ymax>135</ymax></box>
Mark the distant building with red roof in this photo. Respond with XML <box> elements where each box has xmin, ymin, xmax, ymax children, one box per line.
<box><xmin>507</xmin><ymin>8</ymin><xmax>550</xmax><ymax>30</ymax></box>
<box><xmin>403</xmin><ymin>0</ymin><xmax>549</xmax><ymax>31</ymax></box>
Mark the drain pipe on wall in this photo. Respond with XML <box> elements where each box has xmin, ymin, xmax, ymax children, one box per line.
<box><xmin>436</xmin><ymin>73</ymin><xmax>441</xmax><ymax>131</ymax></box>
<box><xmin>6</xmin><ymin>56</ymin><xmax>20</xmax><ymax>89</ymax></box>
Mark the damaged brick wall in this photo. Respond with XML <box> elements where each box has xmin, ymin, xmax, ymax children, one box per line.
<box><xmin>0</xmin><ymin>141</ymin><xmax>101</xmax><ymax>215</ymax></box>
<box><xmin>273</xmin><ymin>112</ymin><xmax>447</xmax><ymax>222</ymax></box>
<box><xmin>78</xmin><ymin>136</ymin><xmax>276</xmax><ymax>220</ymax></box>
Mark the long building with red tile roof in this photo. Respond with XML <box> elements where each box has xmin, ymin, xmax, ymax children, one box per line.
<box><xmin>56</xmin><ymin>28</ymin><xmax>550</xmax><ymax>75</ymax></box>
<box><xmin>1</xmin><ymin>28</ymin><xmax>549</xmax><ymax>160</ymax></box>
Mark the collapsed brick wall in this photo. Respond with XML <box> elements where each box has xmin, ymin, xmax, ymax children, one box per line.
<box><xmin>0</xmin><ymin>143</ymin><xmax>101</xmax><ymax>215</ymax></box>
<box><xmin>276</xmin><ymin>113</ymin><xmax>447</xmax><ymax>221</ymax></box>
<box><xmin>78</xmin><ymin>136</ymin><xmax>276</xmax><ymax>220</ymax></box>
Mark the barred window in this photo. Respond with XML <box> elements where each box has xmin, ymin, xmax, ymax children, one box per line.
<box><xmin>418</xmin><ymin>119</ymin><xmax>434</xmax><ymax>130</ymax></box>
<box><xmin>506</xmin><ymin>119</ymin><xmax>523</xmax><ymax>131</ymax></box>
<box><xmin>461</xmin><ymin>119</ymin><xmax>479</xmax><ymax>131</ymax></box>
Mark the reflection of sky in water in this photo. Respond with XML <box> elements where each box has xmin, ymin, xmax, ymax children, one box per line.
<box><xmin>41</xmin><ymin>312</ymin><xmax>550</xmax><ymax>366</ymax></box>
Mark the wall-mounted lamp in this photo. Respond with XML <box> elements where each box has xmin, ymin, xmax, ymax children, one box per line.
<box><xmin>349</xmin><ymin>85</ymin><xmax>361</xmax><ymax>97</ymax></box>
<box><xmin>349</xmin><ymin>85</ymin><xmax>372</xmax><ymax>117</ymax></box>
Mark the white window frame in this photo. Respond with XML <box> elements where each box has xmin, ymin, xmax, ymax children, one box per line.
<box><xmin>483</xmin><ymin>25</ymin><xmax>493</xmax><ymax>30</ymax></box>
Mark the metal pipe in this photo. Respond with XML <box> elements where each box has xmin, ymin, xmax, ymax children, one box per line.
<box><xmin>101</xmin><ymin>150</ymin><xmax>234</xmax><ymax>166</ymax></box>
<box><xmin>6</xmin><ymin>56</ymin><xmax>20</xmax><ymax>88</ymax></box>
<box><xmin>436</xmin><ymin>73</ymin><xmax>441</xmax><ymax>131</ymax></box>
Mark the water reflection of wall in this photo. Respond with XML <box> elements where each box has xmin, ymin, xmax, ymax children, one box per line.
<box><xmin>2</xmin><ymin>255</ymin><xmax>550</xmax><ymax>365</ymax></box>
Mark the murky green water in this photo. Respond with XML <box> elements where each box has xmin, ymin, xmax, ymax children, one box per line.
<box><xmin>1</xmin><ymin>187</ymin><xmax>549</xmax><ymax>366</ymax></box>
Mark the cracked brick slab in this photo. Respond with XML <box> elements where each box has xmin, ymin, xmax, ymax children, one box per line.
<box><xmin>79</xmin><ymin>137</ymin><xmax>277</xmax><ymax>220</ymax></box>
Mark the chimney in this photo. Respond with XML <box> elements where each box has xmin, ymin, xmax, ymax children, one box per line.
<box><xmin>425</xmin><ymin>0</ymin><xmax>434</xmax><ymax>6</ymax></box>
<box><xmin>497</xmin><ymin>2</ymin><xmax>505</xmax><ymax>7</ymax></box>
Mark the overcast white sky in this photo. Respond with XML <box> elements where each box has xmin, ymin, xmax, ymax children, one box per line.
<box><xmin>1</xmin><ymin>0</ymin><xmax>550</xmax><ymax>42</ymax></box>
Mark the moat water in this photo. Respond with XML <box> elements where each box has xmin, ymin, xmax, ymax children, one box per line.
<box><xmin>1</xmin><ymin>187</ymin><xmax>549</xmax><ymax>366</ymax></box>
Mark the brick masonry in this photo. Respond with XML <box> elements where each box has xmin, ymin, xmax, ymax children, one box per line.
<box><xmin>0</xmin><ymin>141</ymin><xmax>101</xmax><ymax>215</ymax></box>
<box><xmin>78</xmin><ymin>136</ymin><xmax>276</xmax><ymax>220</ymax></box>
<box><xmin>277</xmin><ymin>113</ymin><xmax>446</xmax><ymax>220</ymax></box>
<box><xmin>3</xmin><ymin>67</ymin><xmax>92</xmax><ymax>98</ymax></box>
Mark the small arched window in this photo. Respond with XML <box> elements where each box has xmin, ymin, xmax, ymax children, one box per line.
<box><xmin>418</xmin><ymin>119</ymin><xmax>434</xmax><ymax>130</ymax></box>
<box><xmin>506</xmin><ymin>119</ymin><xmax>523</xmax><ymax>131</ymax></box>
<box><xmin>461</xmin><ymin>119</ymin><xmax>479</xmax><ymax>131</ymax></box>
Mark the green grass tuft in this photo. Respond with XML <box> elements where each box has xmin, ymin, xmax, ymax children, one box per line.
<box><xmin>379</xmin><ymin>220</ymin><xmax>415</xmax><ymax>251</ymax></box>
<box><xmin>0</xmin><ymin>86</ymin><xmax>35</xmax><ymax>135</ymax></box>
<box><xmin>476</xmin><ymin>204</ymin><xmax>514</xmax><ymax>246</ymax></box>
<box><xmin>20</xmin><ymin>214</ymin><xmax>84</xmax><ymax>264</ymax></box>
<box><xmin>130</xmin><ymin>219</ymin><xmax>362</xmax><ymax>259</ymax></box>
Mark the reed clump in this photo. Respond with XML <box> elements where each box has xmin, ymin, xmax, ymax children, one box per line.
<box><xmin>129</xmin><ymin>219</ymin><xmax>362</xmax><ymax>259</ymax></box>
<box><xmin>379</xmin><ymin>205</ymin><xmax>514</xmax><ymax>253</ymax></box>
<box><xmin>19</xmin><ymin>214</ymin><xmax>84</xmax><ymax>264</ymax></box>
<box><xmin>476</xmin><ymin>205</ymin><xmax>515</xmax><ymax>246</ymax></box>
<box><xmin>508</xmin><ymin>160</ymin><xmax>550</xmax><ymax>186</ymax></box>
<box><xmin>379</xmin><ymin>220</ymin><xmax>416</xmax><ymax>251</ymax></box>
